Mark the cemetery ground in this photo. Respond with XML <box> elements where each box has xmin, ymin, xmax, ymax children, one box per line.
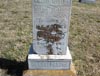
<box><xmin>0</xmin><ymin>0</ymin><xmax>100</xmax><ymax>76</ymax></box>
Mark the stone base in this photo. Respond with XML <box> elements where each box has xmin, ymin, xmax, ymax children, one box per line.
<box><xmin>28</xmin><ymin>45</ymin><xmax>72</xmax><ymax>70</ymax></box>
<box><xmin>23</xmin><ymin>63</ymin><xmax>76</xmax><ymax>76</ymax></box>
<box><xmin>79</xmin><ymin>0</ymin><xmax>96</xmax><ymax>3</ymax></box>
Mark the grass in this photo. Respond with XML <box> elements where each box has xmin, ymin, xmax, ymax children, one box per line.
<box><xmin>0</xmin><ymin>0</ymin><xmax>100</xmax><ymax>76</ymax></box>
<box><xmin>69</xmin><ymin>0</ymin><xmax>100</xmax><ymax>76</ymax></box>
<box><xmin>0</xmin><ymin>0</ymin><xmax>32</xmax><ymax>61</ymax></box>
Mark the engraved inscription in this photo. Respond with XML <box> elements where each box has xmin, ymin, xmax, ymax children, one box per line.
<box><xmin>29</xmin><ymin>60</ymin><xmax>70</xmax><ymax>69</ymax></box>
<box><xmin>33</xmin><ymin>0</ymin><xmax>71</xmax><ymax>5</ymax></box>
<box><xmin>33</xmin><ymin>5</ymin><xmax>69</xmax><ymax>18</ymax></box>
<box><xmin>32</xmin><ymin>0</ymin><xmax>71</xmax><ymax>55</ymax></box>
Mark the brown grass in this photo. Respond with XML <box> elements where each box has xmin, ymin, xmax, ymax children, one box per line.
<box><xmin>69</xmin><ymin>0</ymin><xmax>100</xmax><ymax>76</ymax></box>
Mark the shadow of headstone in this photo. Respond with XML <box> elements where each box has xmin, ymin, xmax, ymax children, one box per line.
<box><xmin>0</xmin><ymin>58</ymin><xmax>28</xmax><ymax>76</ymax></box>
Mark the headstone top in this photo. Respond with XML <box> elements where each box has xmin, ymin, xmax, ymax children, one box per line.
<box><xmin>33</xmin><ymin>0</ymin><xmax>71</xmax><ymax>6</ymax></box>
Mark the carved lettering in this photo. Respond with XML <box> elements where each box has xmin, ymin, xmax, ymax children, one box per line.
<box><xmin>32</xmin><ymin>0</ymin><xmax>71</xmax><ymax>55</ymax></box>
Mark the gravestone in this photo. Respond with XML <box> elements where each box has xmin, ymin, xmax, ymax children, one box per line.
<box><xmin>32</xmin><ymin>0</ymin><xmax>72</xmax><ymax>55</ymax></box>
<box><xmin>79</xmin><ymin>0</ymin><xmax>96</xmax><ymax>3</ymax></box>
<box><xmin>28</xmin><ymin>0</ymin><xmax>72</xmax><ymax>70</ymax></box>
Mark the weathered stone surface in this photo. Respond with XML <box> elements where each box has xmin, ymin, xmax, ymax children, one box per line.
<box><xmin>32</xmin><ymin>0</ymin><xmax>72</xmax><ymax>55</ymax></box>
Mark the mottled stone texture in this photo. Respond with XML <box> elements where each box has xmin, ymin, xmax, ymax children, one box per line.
<box><xmin>32</xmin><ymin>0</ymin><xmax>72</xmax><ymax>55</ymax></box>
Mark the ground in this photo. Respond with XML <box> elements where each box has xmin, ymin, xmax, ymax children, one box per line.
<box><xmin>0</xmin><ymin>0</ymin><xmax>100</xmax><ymax>76</ymax></box>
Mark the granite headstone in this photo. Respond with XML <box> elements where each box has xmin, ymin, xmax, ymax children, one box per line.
<box><xmin>28</xmin><ymin>0</ymin><xmax>72</xmax><ymax>70</ymax></box>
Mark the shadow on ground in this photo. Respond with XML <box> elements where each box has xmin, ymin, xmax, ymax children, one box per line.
<box><xmin>0</xmin><ymin>58</ymin><xmax>28</xmax><ymax>76</ymax></box>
